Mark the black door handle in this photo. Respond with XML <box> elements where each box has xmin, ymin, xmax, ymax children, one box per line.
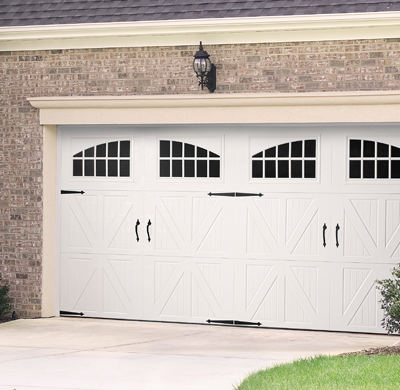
<box><xmin>135</xmin><ymin>219</ymin><xmax>140</xmax><ymax>242</ymax></box>
<box><xmin>322</xmin><ymin>223</ymin><xmax>327</xmax><ymax>247</ymax></box>
<box><xmin>147</xmin><ymin>219</ymin><xmax>152</xmax><ymax>242</ymax></box>
<box><xmin>336</xmin><ymin>223</ymin><xmax>340</xmax><ymax>247</ymax></box>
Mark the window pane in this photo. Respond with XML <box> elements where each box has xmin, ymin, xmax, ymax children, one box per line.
<box><xmin>197</xmin><ymin>147</ymin><xmax>207</xmax><ymax>158</ymax></box>
<box><xmin>96</xmin><ymin>160</ymin><xmax>106</xmax><ymax>176</ymax></box>
<box><xmin>108</xmin><ymin>160</ymin><xmax>118</xmax><ymax>177</ymax></box>
<box><xmin>160</xmin><ymin>160</ymin><xmax>170</xmax><ymax>177</ymax></box>
<box><xmin>73</xmin><ymin>160</ymin><xmax>82</xmax><ymax>176</ymax></box>
<box><xmin>209</xmin><ymin>160</ymin><xmax>220</xmax><ymax>178</ymax></box>
<box><xmin>265</xmin><ymin>147</ymin><xmax>276</xmax><ymax>158</ymax></box>
<box><xmin>350</xmin><ymin>160</ymin><xmax>361</xmax><ymax>178</ymax></box>
<box><xmin>120</xmin><ymin>141</ymin><xmax>130</xmax><ymax>157</ymax></box>
<box><xmin>304</xmin><ymin>160</ymin><xmax>316</xmax><ymax>178</ymax></box>
<box><xmin>252</xmin><ymin>160</ymin><xmax>263</xmax><ymax>178</ymax></box>
<box><xmin>377</xmin><ymin>142</ymin><xmax>389</xmax><ymax>157</ymax></box>
<box><xmin>184</xmin><ymin>160</ymin><xmax>195</xmax><ymax>177</ymax></box>
<box><xmin>85</xmin><ymin>147</ymin><xmax>94</xmax><ymax>157</ymax></box>
<box><xmin>73</xmin><ymin>151</ymin><xmax>83</xmax><ymax>158</ymax></box>
<box><xmin>278</xmin><ymin>160</ymin><xmax>289</xmax><ymax>178</ymax></box>
<box><xmin>197</xmin><ymin>160</ymin><xmax>207</xmax><ymax>177</ymax></box>
<box><xmin>291</xmin><ymin>141</ymin><xmax>302</xmax><ymax>157</ymax></box>
<box><xmin>291</xmin><ymin>160</ymin><xmax>302</xmax><ymax>178</ymax></box>
<box><xmin>120</xmin><ymin>160</ymin><xmax>130</xmax><ymax>177</ymax></box>
<box><xmin>377</xmin><ymin>160</ymin><xmax>389</xmax><ymax>179</ymax></box>
<box><xmin>184</xmin><ymin>143</ymin><xmax>195</xmax><ymax>157</ymax></box>
<box><xmin>391</xmin><ymin>160</ymin><xmax>400</xmax><ymax>178</ymax></box>
<box><xmin>84</xmin><ymin>160</ymin><xmax>94</xmax><ymax>176</ymax></box>
<box><xmin>392</xmin><ymin>145</ymin><xmax>400</xmax><ymax>157</ymax></box>
<box><xmin>363</xmin><ymin>160</ymin><xmax>375</xmax><ymax>179</ymax></box>
<box><xmin>172</xmin><ymin>160</ymin><xmax>182</xmax><ymax>177</ymax></box>
<box><xmin>278</xmin><ymin>143</ymin><xmax>289</xmax><ymax>158</ymax></box>
<box><xmin>253</xmin><ymin>151</ymin><xmax>263</xmax><ymax>158</ymax></box>
<box><xmin>172</xmin><ymin>141</ymin><xmax>182</xmax><ymax>157</ymax></box>
<box><xmin>305</xmin><ymin>140</ymin><xmax>316</xmax><ymax>158</ymax></box>
<box><xmin>209</xmin><ymin>151</ymin><xmax>220</xmax><ymax>158</ymax></box>
<box><xmin>96</xmin><ymin>143</ymin><xmax>106</xmax><ymax>157</ymax></box>
<box><xmin>160</xmin><ymin>141</ymin><xmax>170</xmax><ymax>157</ymax></box>
<box><xmin>350</xmin><ymin>140</ymin><xmax>361</xmax><ymax>157</ymax></box>
<box><xmin>108</xmin><ymin>142</ymin><xmax>118</xmax><ymax>157</ymax></box>
<box><xmin>363</xmin><ymin>140</ymin><xmax>375</xmax><ymax>158</ymax></box>
<box><xmin>265</xmin><ymin>161</ymin><xmax>276</xmax><ymax>178</ymax></box>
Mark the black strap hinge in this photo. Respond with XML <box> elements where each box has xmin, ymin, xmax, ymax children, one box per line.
<box><xmin>60</xmin><ymin>310</ymin><xmax>84</xmax><ymax>316</ymax></box>
<box><xmin>207</xmin><ymin>319</ymin><xmax>261</xmax><ymax>326</ymax></box>
<box><xmin>61</xmin><ymin>190</ymin><xmax>85</xmax><ymax>195</ymax></box>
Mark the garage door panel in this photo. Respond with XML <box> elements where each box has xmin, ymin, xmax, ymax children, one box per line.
<box><xmin>60</xmin><ymin>253</ymin><xmax>101</xmax><ymax>316</ymax></box>
<box><xmin>102</xmin><ymin>259</ymin><xmax>133</xmax><ymax>316</ymax></box>
<box><xmin>144</xmin><ymin>257</ymin><xmax>233</xmax><ymax>323</ymax></box>
<box><xmin>385</xmin><ymin>199</ymin><xmax>400</xmax><ymax>259</ymax></box>
<box><xmin>242</xmin><ymin>198</ymin><xmax>279</xmax><ymax>256</ymax></box>
<box><xmin>61</xmin><ymin>192</ymin><xmax>143</xmax><ymax>255</ymax></box>
<box><xmin>234</xmin><ymin>261</ymin><xmax>329</xmax><ymax>329</ymax></box>
<box><xmin>332</xmin><ymin>125</ymin><xmax>400</xmax><ymax>194</ymax></box>
<box><xmin>146</xmin><ymin>193</ymin><xmax>235</xmax><ymax>258</ymax></box>
<box><xmin>61</xmin><ymin>195</ymin><xmax>98</xmax><ymax>251</ymax></box>
<box><xmin>144</xmin><ymin>126</ymin><xmax>235</xmax><ymax>193</ymax></box>
<box><xmin>329</xmin><ymin>263</ymin><xmax>388</xmax><ymax>333</ymax></box>
<box><xmin>284</xmin><ymin>197</ymin><xmax>326</xmax><ymax>258</ymax></box>
<box><xmin>235</xmin><ymin>126</ymin><xmax>332</xmax><ymax>194</ymax></box>
<box><xmin>236</xmin><ymin>194</ymin><xmax>331</xmax><ymax>261</ymax></box>
<box><xmin>333</xmin><ymin>194</ymin><xmax>400</xmax><ymax>263</ymax></box>
<box><xmin>60</xmin><ymin>254</ymin><xmax>142</xmax><ymax>319</ymax></box>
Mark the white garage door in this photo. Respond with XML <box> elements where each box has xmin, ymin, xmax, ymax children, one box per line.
<box><xmin>59</xmin><ymin>124</ymin><xmax>400</xmax><ymax>333</ymax></box>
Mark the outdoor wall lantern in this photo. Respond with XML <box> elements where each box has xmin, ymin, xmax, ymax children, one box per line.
<box><xmin>193</xmin><ymin>42</ymin><xmax>216</xmax><ymax>93</ymax></box>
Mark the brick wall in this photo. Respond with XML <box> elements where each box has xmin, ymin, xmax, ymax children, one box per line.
<box><xmin>1</xmin><ymin>38</ymin><xmax>400</xmax><ymax>318</ymax></box>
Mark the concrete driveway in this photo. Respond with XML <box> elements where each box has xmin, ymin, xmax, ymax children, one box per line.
<box><xmin>0</xmin><ymin>318</ymin><xmax>398</xmax><ymax>390</ymax></box>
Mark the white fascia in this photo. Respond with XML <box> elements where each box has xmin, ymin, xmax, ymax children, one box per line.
<box><xmin>1</xmin><ymin>11</ymin><xmax>400</xmax><ymax>52</ymax></box>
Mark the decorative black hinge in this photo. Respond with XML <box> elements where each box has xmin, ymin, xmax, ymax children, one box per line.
<box><xmin>208</xmin><ymin>192</ymin><xmax>263</xmax><ymax>197</ymax></box>
<box><xmin>207</xmin><ymin>319</ymin><xmax>261</xmax><ymax>326</ymax></box>
<box><xmin>60</xmin><ymin>310</ymin><xmax>84</xmax><ymax>316</ymax></box>
<box><xmin>61</xmin><ymin>190</ymin><xmax>85</xmax><ymax>195</ymax></box>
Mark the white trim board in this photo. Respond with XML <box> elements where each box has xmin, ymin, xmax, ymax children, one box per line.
<box><xmin>2</xmin><ymin>11</ymin><xmax>400</xmax><ymax>51</ymax></box>
<box><xmin>28</xmin><ymin>91</ymin><xmax>400</xmax><ymax>125</ymax></box>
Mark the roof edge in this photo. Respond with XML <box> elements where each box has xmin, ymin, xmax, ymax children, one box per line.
<box><xmin>2</xmin><ymin>11</ymin><xmax>400</xmax><ymax>52</ymax></box>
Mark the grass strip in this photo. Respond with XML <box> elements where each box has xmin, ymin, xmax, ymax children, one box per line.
<box><xmin>234</xmin><ymin>354</ymin><xmax>400</xmax><ymax>390</ymax></box>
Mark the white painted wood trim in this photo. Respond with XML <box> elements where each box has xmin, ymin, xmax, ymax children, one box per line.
<box><xmin>2</xmin><ymin>11</ymin><xmax>400</xmax><ymax>51</ymax></box>
<box><xmin>42</xmin><ymin>125</ymin><xmax>57</xmax><ymax>317</ymax></box>
<box><xmin>28</xmin><ymin>91</ymin><xmax>400</xmax><ymax>125</ymax></box>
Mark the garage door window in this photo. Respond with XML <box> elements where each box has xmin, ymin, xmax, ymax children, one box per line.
<box><xmin>252</xmin><ymin>139</ymin><xmax>317</xmax><ymax>179</ymax></box>
<box><xmin>159</xmin><ymin>140</ymin><xmax>220</xmax><ymax>178</ymax></box>
<box><xmin>73</xmin><ymin>140</ymin><xmax>130</xmax><ymax>177</ymax></box>
<box><xmin>349</xmin><ymin>139</ymin><xmax>400</xmax><ymax>179</ymax></box>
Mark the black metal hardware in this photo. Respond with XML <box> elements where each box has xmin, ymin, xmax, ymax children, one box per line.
<box><xmin>236</xmin><ymin>192</ymin><xmax>264</xmax><ymax>197</ymax></box>
<box><xmin>335</xmin><ymin>223</ymin><xmax>340</xmax><ymax>247</ymax></box>
<box><xmin>147</xmin><ymin>219</ymin><xmax>152</xmax><ymax>242</ymax></box>
<box><xmin>61</xmin><ymin>190</ymin><xmax>85</xmax><ymax>195</ymax></box>
<box><xmin>322</xmin><ymin>223</ymin><xmax>327</xmax><ymax>247</ymax></box>
<box><xmin>207</xmin><ymin>319</ymin><xmax>261</xmax><ymax>326</ymax></box>
<box><xmin>135</xmin><ymin>219</ymin><xmax>140</xmax><ymax>242</ymax></box>
<box><xmin>193</xmin><ymin>42</ymin><xmax>216</xmax><ymax>93</ymax></box>
<box><xmin>208</xmin><ymin>192</ymin><xmax>263</xmax><ymax>197</ymax></box>
<box><xmin>60</xmin><ymin>310</ymin><xmax>84</xmax><ymax>316</ymax></box>
<box><xmin>208</xmin><ymin>192</ymin><xmax>235</xmax><ymax>197</ymax></box>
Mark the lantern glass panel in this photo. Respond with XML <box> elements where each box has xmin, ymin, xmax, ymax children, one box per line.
<box><xmin>193</xmin><ymin>58</ymin><xmax>211</xmax><ymax>75</ymax></box>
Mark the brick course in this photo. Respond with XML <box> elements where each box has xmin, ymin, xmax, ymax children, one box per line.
<box><xmin>1</xmin><ymin>38</ymin><xmax>400</xmax><ymax>318</ymax></box>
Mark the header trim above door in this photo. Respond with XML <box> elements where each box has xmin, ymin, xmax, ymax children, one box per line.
<box><xmin>29</xmin><ymin>91</ymin><xmax>400</xmax><ymax>125</ymax></box>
